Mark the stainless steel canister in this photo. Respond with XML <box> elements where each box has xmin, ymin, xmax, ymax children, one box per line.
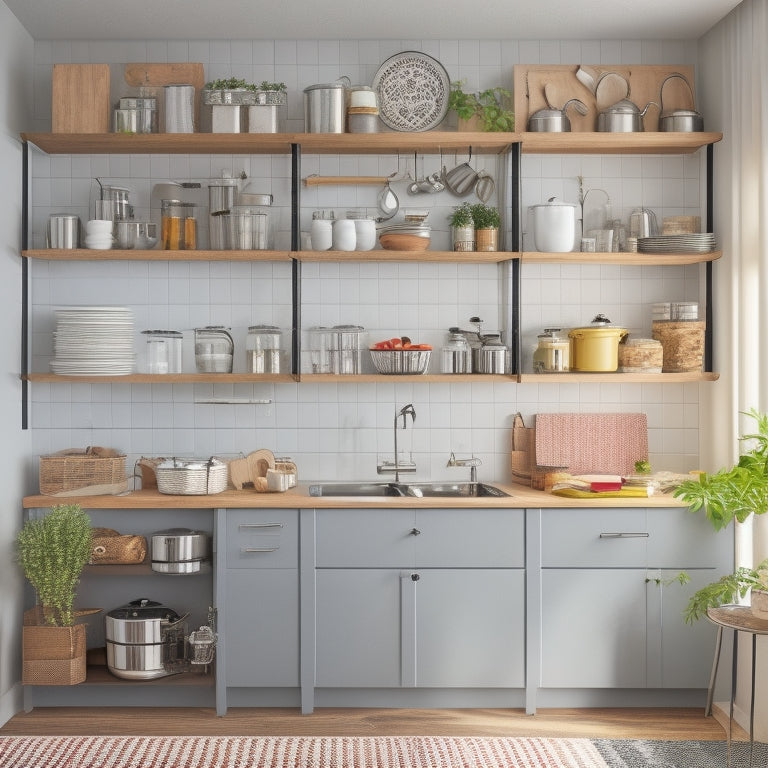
<box><xmin>473</xmin><ymin>335</ymin><xmax>508</xmax><ymax>373</ymax></box>
<box><xmin>208</xmin><ymin>178</ymin><xmax>238</xmax><ymax>250</ymax></box>
<box><xmin>46</xmin><ymin>213</ymin><xmax>80</xmax><ymax>249</ymax></box>
<box><xmin>164</xmin><ymin>84</ymin><xmax>195</xmax><ymax>133</ymax></box>
<box><xmin>303</xmin><ymin>80</ymin><xmax>348</xmax><ymax>133</ymax></box>
<box><xmin>150</xmin><ymin>528</ymin><xmax>210</xmax><ymax>574</ymax></box>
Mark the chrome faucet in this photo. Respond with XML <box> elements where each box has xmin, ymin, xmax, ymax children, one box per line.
<box><xmin>378</xmin><ymin>403</ymin><xmax>417</xmax><ymax>482</ymax></box>
<box><xmin>447</xmin><ymin>451</ymin><xmax>482</xmax><ymax>483</ymax></box>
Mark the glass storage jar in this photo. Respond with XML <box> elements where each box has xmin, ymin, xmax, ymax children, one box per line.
<box><xmin>141</xmin><ymin>330</ymin><xmax>183</xmax><ymax>374</ymax></box>
<box><xmin>532</xmin><ymin>328</ymin><xmax>570</xmax><ymax>373</ymax></box>
<box><xmin>441</xmin><ymin>330</ymin><xmax>472</xmax><ymax>373</ymax></box>
<box><xmin>246</xmin><ymin>325</ymin><xmax>282</xmax><ymax>373</ymax></box>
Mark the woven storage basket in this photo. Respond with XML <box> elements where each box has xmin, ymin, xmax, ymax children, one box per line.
<box><xmin>89</xmin><ymin>527</ymin><xmax>147</xmax><ymax>565</ymax></box>
<box><xmin>39</xmin><ymin>447</ymin><xmax>126</xmax><ymax>495</ymax></box>
<box><xmin>155</xmin><ymin>458</ymin><xmax>228</xmax><ymax>495</ymax></box>
<box><xmin>652</xmin><ymin>320</ymin><xmax>705</xmax><ymax>372</ymax></box>
<box><xmin>22</xmin><ymin>610</ymin><xmax>88</xmax><ymax>685</ymax></box>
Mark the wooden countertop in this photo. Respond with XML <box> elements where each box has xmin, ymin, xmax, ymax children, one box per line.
<box><xmin>22</xmin><ymin>484</ymin><xmax>687</xmax><ymax>509</ymax></box>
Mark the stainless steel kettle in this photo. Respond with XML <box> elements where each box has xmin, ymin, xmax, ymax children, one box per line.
<box><xmin>597</xmin><ymin>98</ymin><xmax>659</xmax><ymax>132</ymax></box>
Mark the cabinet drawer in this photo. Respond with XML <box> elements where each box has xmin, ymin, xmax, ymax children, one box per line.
<box><xmin>226</xmin><ymin>509</ymin><xmax>298</xmax><ymax>568</ymax></box>
<box><xmin>415</xmin><ymin>509</ymin><xmax>525</xmax><ymax>567</ymax></box>
<box><xmin>316</xmin><ymin>509</ymin><xmax>416</xmax><ymax>567</ymax></box>
<box><xmin>646</xmin><ymin>508</ymin><xmax>730</xmax><ymax>568</ymax></box>
<box><xmin>542</xmin><ymin>508</ymin><xmax>649</xmax><ymax>567</ymax></box>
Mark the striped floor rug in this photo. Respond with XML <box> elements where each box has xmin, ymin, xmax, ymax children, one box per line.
<box><xmin>0</xmin><ymin>735</ymin><xmax>607</xmax><ymax>767</ymax></box>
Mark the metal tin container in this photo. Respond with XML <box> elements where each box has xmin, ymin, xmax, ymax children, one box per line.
<box><xmin>304</xmin><ymin>81</ymin><xmax>348</xmax><ymax>133</ymax></box>
<box><xmin>151</xmin><ymin>528</ymin><xmax>210</xmax><ymax>574</ymax></box>
<box><xmin>472</xmin><ymin>335</ymin><xmax>508</xmax><ymax>374</ymax></box>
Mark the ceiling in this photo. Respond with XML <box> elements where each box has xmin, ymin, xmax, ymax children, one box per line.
<box><xmin>4</xmin><ymin>0</ymin><xmax>742</xmax><ymax>41</ymax></box>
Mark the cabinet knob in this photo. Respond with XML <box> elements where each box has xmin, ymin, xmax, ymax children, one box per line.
<box><xmin>410</xmin><ymin>528</ymin><xmax>421</xmax><ymax>536</ymax></box>
<box><xmin>411</xmin><ymin>573</ymin><xmax>420</xmax><ymax>582</ymax></box>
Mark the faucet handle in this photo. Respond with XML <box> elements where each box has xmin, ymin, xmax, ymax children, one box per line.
<box><xmin>447</xmin><ymin>452</ymin><xmax>482</xmax><ymax>467</ymax></box>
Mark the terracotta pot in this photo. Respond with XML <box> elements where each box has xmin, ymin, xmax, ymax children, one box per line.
<box><xmin>475</xmin><ymin>228</ymin><xmax>498</xmax><ymax>252</ymax></box>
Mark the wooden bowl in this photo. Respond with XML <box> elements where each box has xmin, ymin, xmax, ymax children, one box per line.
<box><xmin>379</xmin><ymin>233</ymin><xmax>430</xmax><ymax>251</ymax></box>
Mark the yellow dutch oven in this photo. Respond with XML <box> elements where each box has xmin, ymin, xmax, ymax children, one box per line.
<box><xmin>568</xmin><ymin>314</ymin><xmax>628</xmax><ymax>372</ymax></box>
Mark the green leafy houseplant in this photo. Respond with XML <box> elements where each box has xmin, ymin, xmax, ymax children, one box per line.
<box><xmin>673</xmin><ymin>408</ymin><xmax>768</xmax><ymax>622</ymax></box>
<box><xmin>17</xmin><ymin>504</ymin><xmax>92</xmax><ymax>626</ymax></box>
<box><xmin>470</xmin><ymin>203</ymin><xmax>501</xmax><ymax>230</ymax></box>
<box><xmin>448</xmin><ymin>81</ymin><xmax>515</xmax><ymax>132</ymax></box>
<box><xmin>449</xmin><ymin>202</ymin><xmax>474</xmax><ymax>229</ymax></box>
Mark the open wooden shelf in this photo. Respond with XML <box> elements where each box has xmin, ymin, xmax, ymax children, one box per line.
<box><xmin>298</xmin><ymin>373</ymin><xmax>515</xmax><ymax>383</ymax></box>
<box><xmin>519</xmin><ymin>371</ymin><xmax>719</xmax><ymax>383</ymax></box>
<box><xmin>522</xmin><ymin>250</ymin><xmax>721</xmax><ymax>266</ymax></box>
<box><xmin>24</xmin><ymin>373</ymin><xmax>297</xmax><ymax>384</ymax></box>
<box><xmin>520</xmin><ymin>131</ymin><xmax>723</xmax><ymax>154</ymax></box>
<box><xmin>297</xmin><ymin>250</ymin><xmax>517</xmax><ymax>263</ymax></box>
<box><xmin>23</xmin><ymin>248</ymin><xmax>292</xmax><ymax>262</ymax></box>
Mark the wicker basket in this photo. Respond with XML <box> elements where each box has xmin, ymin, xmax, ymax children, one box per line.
<box><xmin>22</xmin><ymin>609</ymin><xmax>88</xmax><ymax>685</ymax></box>
<box><xmin>155</xmin><ymin>458</ymin><xmax>229</xmax><ymax>495</ymax></box>
<box><xmin>89</xmin><ymin>527</ymin><xmax>147</xmax><ymax>565</ymax></box>
<box><xmin>652</xmin><ymin>320</ymin><xmax>706</xmax><ymax>372</ymax></box>
<box><xmin>39</xmin><ymin>447</ymin><xmax>126</xmax><ymax>495</ymax></box>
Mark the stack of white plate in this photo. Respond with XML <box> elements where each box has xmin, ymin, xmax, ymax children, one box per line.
<box><xmin>50</xmin><ymin>306</ymin><xmax>135</xmax><ymax>376</ymax></box>
<box><xmin>637</xmin><ymin>233</ymin><xmax>716</xmax><ymax>253</ymax></box>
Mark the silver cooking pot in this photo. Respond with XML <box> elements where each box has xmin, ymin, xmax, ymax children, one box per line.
<box><xmin>105</xmin><ymin>598</ymin><xmax>187</xmax><ymax>680</ymax></box>
<box><xmin>658</xmin><ymin>73</ymin><xmax>704</xmax><ymax>132</ymax></box>
<box><xmin>151</xmin><ymin>528</ymin><xmax>210</xmax><ymax>574</ymax></box>
<box><xmin>528</xmin><ymin>98</ymin><xmax>588</xmax><ymax>133</ymax></box>
<box><xmin>597</xmin><ymin>98</ymin><xmax>659</xmax><ymax>133</ymax></box>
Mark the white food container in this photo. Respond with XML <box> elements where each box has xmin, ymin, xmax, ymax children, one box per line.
<box><xmin>531</xmin><ymin>197</ymin><xmax>579</xmax><ymax>252</ymax></box>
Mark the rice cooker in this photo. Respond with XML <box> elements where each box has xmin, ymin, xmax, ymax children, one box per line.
<box><xmin>105</xmin><ymin>598</ymin><xmax>187</xmax><ymax>680</ymax></box>
<box><xmin>568</xmin><ymin>314</ymin><xmax>628</xmax><ymax>372</ymax></box>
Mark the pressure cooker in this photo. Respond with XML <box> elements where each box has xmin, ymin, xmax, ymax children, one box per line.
<box><xmin>105</xmin><ymin>598</ymin><xmax>187</xmax><ymax>680</ymax></box>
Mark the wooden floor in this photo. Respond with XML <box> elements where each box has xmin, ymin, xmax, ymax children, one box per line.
<box><xmin>0</xmin><ymin>707</ymin><xmax>731</xmax><ymax>740</ymax></box>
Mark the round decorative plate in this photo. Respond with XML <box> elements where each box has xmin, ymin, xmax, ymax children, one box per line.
<box><xmin>372</xmin><ymin>51</ymin><xmax>450</xmax><ymax>132</ymax></box>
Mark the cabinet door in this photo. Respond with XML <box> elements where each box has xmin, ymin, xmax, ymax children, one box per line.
<box><xmin>647</xmin><ymin>568</ymin><xmax>722</xmax><ymax>689</ymax></box>
<box><xmin>415</xmin><ymin>569</ymin><xmax>525</xmax><ymax>687</ymax></box>
<box><xmin>224</xmin><ymin>569</ymin><xmax>299</xmax><ymax>687</ymax></box>
<box><xmin>541</xmin><ymin>568</ymin><xmax>647</xmax><ymax>688</ymax></box>
<box><xmin>315</xmin><ymin>569</ymin><xmax>403</xmax><ymax>687</ymax></box>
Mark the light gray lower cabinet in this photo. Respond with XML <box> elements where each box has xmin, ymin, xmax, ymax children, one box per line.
<box><xmin>217</xmin><ymin>509</ymin><xmax>300</xmax><ymax>713</ymax></box>
<box><xmin>314</xmin><ymin>508</ymin><xmax>525</xmax><ymax>691</ymax></box>
<box><xmin>534</xmin><ymin>507</ymin><xmax>732</xmax><ymax>701</ymax></box>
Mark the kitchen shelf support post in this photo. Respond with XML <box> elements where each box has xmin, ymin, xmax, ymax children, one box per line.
<box><xmin>21</xmin><ymin>139</ymin><xmax>30</xmax><ymax>430</ymax></box>
<box><xmin>705</xmin><ymin>143</ymin><xmax>714</xmax><ymax>372</ymax></box>
<box><xmin>291</xmin><ymin>143</ymin><xmax>302</xmax><ymax>376</ymax></box>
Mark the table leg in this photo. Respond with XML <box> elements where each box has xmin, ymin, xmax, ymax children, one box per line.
<box><xmin>749</xmin><ymin>633</ymin><xmax>756</xmax><ymax>768</ymax></box>
<box><xmin>728</xmin><ymin>629</ymin><xmax>738</xmax><ymax>768</ymax></box>
<box><xmin>706</xmin><ymin>625</ymin><xmax>723</xmax><ymax>716</ymax></box>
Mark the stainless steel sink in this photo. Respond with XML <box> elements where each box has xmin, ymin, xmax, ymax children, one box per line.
<box><xmin>402</xmin><ymin>482</ymin><xmax>510</xmax><ymax>498</ymax></box>
<box><xmin>307</xmin><ymin>481</ymin><xmax>510</xmax><ymax>498</ymax></box>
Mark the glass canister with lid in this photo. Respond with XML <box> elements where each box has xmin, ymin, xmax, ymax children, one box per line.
<box><xmin>533</xmin><ymin>328</ymin><xmax>570</xmax><ymax>373</ymax></box>
<box><xmin>441</xmin><ymin>328</ymin><xmax>472</xmax><ymax>373</ymax></box>
<box><xmin>194</xmin><ymin>326</ymin><xmax>234</xmax><ymax>373</ymax></box>
<box><xmin>141</xmin><ymin>330</ymin><xmax>183</xmax><ymax>374</ymax></box>
<box><xmin>246</xmin><ymin>325</ymin><xmax>282</xmax><ymax>373</ymax></box>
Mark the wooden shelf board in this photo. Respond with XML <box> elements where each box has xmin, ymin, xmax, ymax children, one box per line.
<box><xmin>23</xmin><ymin>248</ymin><xmax>293</xmax><ymax>262</ymax></box>
<box><xmin>84</xmin><ymin>562</ymin><xmax>212</xmax><ymax>576</ymax></box>
<box><xmin>522</xmin><ymin>250</ymin><xmax>721</xmax><ymax>266</ymax></box>
<box><xmin>21</xmin><ymin>131</ymin><xmax>520</xmax><ymax>156</ymax></box>
<box><xmin>24</xmin><ymin>373</ymin><xmax>298</xmax><ymax>384</ymax></box>
<box><xmin>79</xmin><ymin>665</ymin><xmax>214</xmax><ymax>687</ymax></box>
<box><xmin>520</xmin><ymin>131</ymin><xmax>722</xmax><ymax>154</ymax></box>
<box><xmin>298</xmin><ymin>373</ymin><xmax>516</xmax><ymax>383</ymax></box>
<box><xmin>519</xmin><ymin>371</ymin><xmax>719</xmax><ymax>383</ymax></box>
<box><xmin>297</xmin><ymin>250</ymin><xmax>518</xmax><ymax>263</ymax></box>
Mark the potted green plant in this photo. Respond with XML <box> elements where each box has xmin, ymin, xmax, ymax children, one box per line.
<box><xmin>202</xmin><ymin>78</ymin><xmax>287</xmax><ymax>133</ymax></box>
<box><xmin>449</xmin><ymin>202</ymin><xmax>475</xmax><ymax>252</ymax></box>
<box><xmin>673</xmin><ymin>408</ymin><xmax>768</xmax><ymax>622</ymax></box>
<box><xmin>448</xmin><ymin>81</ymin><xmax>515</xmax><ymax>132</ymax></box>
<box><xmin>470</xmin><ymin>203</ymin><xmax>501</xmax><ymax>251</ymax></box>
<box><xmin>17</xmin><ymin>503</ymin><xmax>93</xmax><ymax>685</ymax></box>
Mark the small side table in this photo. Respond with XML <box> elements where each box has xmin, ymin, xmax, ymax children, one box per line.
<box><xmin>706</xmin><ymin>605</ymin><xmax>768</xmax><ymax>768</ymax></box>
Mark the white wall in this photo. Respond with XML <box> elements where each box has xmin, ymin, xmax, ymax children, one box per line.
<box><xmin>0</xmin><ymin>0</ymin><xmax>33</xmax><ymax>727</ymax></box>
<box><xmin>23</xmin><ymin>37</ymin><xmax>705</xmax><ymax>489</ymax></box>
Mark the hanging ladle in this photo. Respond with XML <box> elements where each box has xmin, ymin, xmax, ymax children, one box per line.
<box><xmin>376</xmin><ymin>181</ymin><xmax>400</xmax><ymax>222</ymax></box>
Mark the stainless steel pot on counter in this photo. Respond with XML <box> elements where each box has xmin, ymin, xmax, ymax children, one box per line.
<box><xmin>151</xmin><ymin>528</ymin><xmax>210</xmax><ymax>574</ymax></box>
<box><xmin>105</xmin><ymin>598</ymin><xmax>187</xmax><ymax>680</ymax></box>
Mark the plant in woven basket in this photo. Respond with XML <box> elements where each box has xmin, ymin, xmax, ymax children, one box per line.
<box><xmin>673</xmin><ymin>408</ymin><xmax>768</xmax><ymax>622</ymax></box>
<box><xmin>17</xmin><ymin>504</ymin><xmax>92</xmax><ymax>626</ymax></box>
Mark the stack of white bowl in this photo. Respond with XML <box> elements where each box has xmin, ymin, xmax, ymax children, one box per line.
<box><xmin>84</xmin><ymin>219</ymin><xmax>114</xmax><ymax>250</ymax></box>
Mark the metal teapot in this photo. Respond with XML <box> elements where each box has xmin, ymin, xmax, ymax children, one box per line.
<box><xmin>597</xmin><ymin>98</ymin><xmax>659</xmax><ymax>133</ymax></box>
<box><xmin>528</xmin><ymin>98</ymin><xmax>588</xmax><ymax>133</ymax></box>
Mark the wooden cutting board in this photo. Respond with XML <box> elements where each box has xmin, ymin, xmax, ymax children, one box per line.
<box><xmin>52</xmin><ymin>64</ymin><xmax>111</xmax><ymax>133</ymax></box>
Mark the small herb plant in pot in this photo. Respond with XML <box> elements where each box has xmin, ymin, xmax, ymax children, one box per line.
<box><xmin>673</xmin><ymin>408</ymin><xmax>768</xmax><ymax>622</ymax></box>
<box><xmin>16</xmin><ymin>503</ymin><xmax>93</xmax><ymax>684</ymax></box>
<box><xmin>449</xmin><ymin>81</ymin><xmax>515</xmax><ymax>132</ymax></box>
<box><xmin>470</xmin><ymin>203</ymin><xmax>501</xmax><ymax>252</ymax></box>
<box><xmin>449</xmin><ymin>202</ymin><xmax>475</xmax><ymax>252</ymax></box>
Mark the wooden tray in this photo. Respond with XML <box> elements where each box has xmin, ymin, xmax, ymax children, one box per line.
<box><xmin>514</xmin><ymin>64</ymin><xmax>696</xmax><ymax>133</ymax></box>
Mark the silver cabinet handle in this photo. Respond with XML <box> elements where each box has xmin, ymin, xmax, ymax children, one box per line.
<box><xmin>410</xmin><ymin>528</ymin><xmax>421</xmax><ymax>536</ymax></box>
<box><xmin>239</xmin><ymin>523</ymin><xmax>283</xmax><ymax>530</ymax></box>
<box><xmin>241</xmin><ymin>546</ymin><xmax>280</xmax><ymax>553</ymax></box>
<box><xmin>411</xmin><ymin>573</ymin><xmax>420</xmax><ymax>581</ymax></box>
<box><xmin>599</xmin><ymin>532</ymin><xmax>650</xmax><ymax>538</ymax></box>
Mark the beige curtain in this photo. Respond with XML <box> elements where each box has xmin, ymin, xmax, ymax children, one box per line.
<box><xmin>698</xmin><ymin>0</ymin><xmax>768</xmax><ymax>738</ymax></box>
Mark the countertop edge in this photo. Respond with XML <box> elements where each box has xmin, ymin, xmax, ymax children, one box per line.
<box><xmin>22</xmin><ymin>484</ymin><xmax>689</xmax><ymax>509</ymax></box>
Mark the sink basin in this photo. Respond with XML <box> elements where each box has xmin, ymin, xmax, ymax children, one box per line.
<box><xmin>402</xmin><ymin>482</ymin><xmax>510</xmax><ymax>498</ymax></box>
<box><xmin>307</xmin><ymin>481</ymin><xmax>510</xmax><ymax>498</ymax></box>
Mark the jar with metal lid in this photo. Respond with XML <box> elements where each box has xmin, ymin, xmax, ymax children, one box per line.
<box><xmin>246</xmin><ymin>325</ymin><xmax>282</xmax><ymax>373</ymax></box>
<box><xmin>161</xmin><ymin>200</ymin><xmax>197</xmax><ymax>250</ymax></box>
<box><xmin>331</xmin><ymin>325</ymin><xmax>365</xmax><ymax>374</ymax></box>
<box><xmin>141</xmin><ymin>330</ymin><xmax>183</xmax><ymax>374</ymax></box>
<box><xmin>472</xmin><ymin>333</ymin><xmax>508</xmax><ymax>374</ymax></box>
<box><xmin>441</xmin><ymin>329</ymin><xmax>472</xmax><ymax>373</ymax></box>
<box><xmin>532</xmin><ymin>328</ymin><xmax>570</xmax><ymax>373</ymax></box>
